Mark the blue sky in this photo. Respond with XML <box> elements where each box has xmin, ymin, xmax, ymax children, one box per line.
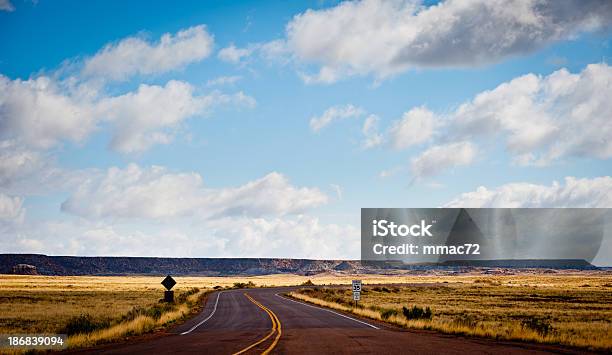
<box><xmin>0</xmin><ymin>0</ymin><xmax>611</xmax><ymax>263</ymax></box>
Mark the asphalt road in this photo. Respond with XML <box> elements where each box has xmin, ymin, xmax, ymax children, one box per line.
<box><xmin>82</xmin><ymin>287</ymin><xmax>588</xmax><ymax>354</ymax></box>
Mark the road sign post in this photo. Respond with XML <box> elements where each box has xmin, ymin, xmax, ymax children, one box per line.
<box><xmin>161</xmin><ymin>275</ymin><xmax>177</xmax><ymax>303</ymax></box>
<box><xmin>352</xmin><ymin>280</ymin><xmax>361</xmax><ymax>307</ymax></box>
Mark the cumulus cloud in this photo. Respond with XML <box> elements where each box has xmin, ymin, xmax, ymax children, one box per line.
<box><xmin>98</xmin><ymin>80</ymin><xmax>254</xmax><ymax>153</ymax></box>
<box><xmin>285</xmin><ymin>0</ymin><xmax>612</xmax><ymax>82</ymax></box>
<box><xmin>0</xmin><ymin>0</ymin><xmax>14</xmax><ymax>11</ymax></box>
<box><xmin>61</xmin><ymin>164</ymin><xmax>328</xmax><ymax>220</ymax></box>
<box><xmin>389</xmin><ymin>106</ymin><xmax>437</xmax><ymax>150</ymax></box>
<box><xmin>82</xmin><ymin>25</ymin><xmax>214</xmax><ymax>81</ymax></box>
<box><xmin>387</xmin><ymin>63</ymin><xmax>612</xmax><ymax>177</ymax></box>
<box><xmin>218</xmin><ymin>44</ymin><xmax>253</xmax><ymax>64</ymax></box>
<box><xmin>0</xmin><ymin>75</ymin><xmax>255</xmax><ymax>154</ymax></box>
<box><xmin>410</xmin><ymin>141</ymin><xmax>476</xmax><ymax>179</ymax></box>
<box><xmin>450</xmin><ymin>63</ymin><xmax>612</xmax><ymax>164</ymax></box>
<box><xmin>309</xmin><ymin>104</ymin><xmax>365</xmax><ymax>132</ymax></box>
<box><xmin>0</xmin><ymin>75</ymin><xmax>98</xmax><ymax>149</ymax></box>
<box><xmin>444</xmin><ymin>176</ymin><xmax>612</xmax><ymax>207</ymax></box>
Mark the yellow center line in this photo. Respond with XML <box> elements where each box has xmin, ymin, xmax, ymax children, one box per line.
<box><xmin>232</xmin><ymin>293</ymin><xmax>282</xmax><ymax>355</ymax></box>
<box><xmin>262</xmin><ymin>297</ymin><xmax>281</xmax><ymax>355</ymax></box>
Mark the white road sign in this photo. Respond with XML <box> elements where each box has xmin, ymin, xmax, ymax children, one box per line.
<box><xmin>352</xmin><ymin>280</ymin><xmax>361</xmax><ymax>292</ymax></box>
<box><xmin>353</xmin><ymin>291</ymin><xmax>361</xmax><ymax>301</ymax></box>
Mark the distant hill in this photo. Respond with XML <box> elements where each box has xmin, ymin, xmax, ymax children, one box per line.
<box><xmin>0</xmin><ymin>254</ymin><xmax>598</xmax><ymax>276</ymax></box>
<box><xmin>437</xmin><ymin>259</ymin><xmax>597</xmax><ymax>269</ymax></box>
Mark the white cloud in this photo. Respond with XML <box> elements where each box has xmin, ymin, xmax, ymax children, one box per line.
<box><xmin>0</xmin><ymin>75</ymin><xmax>255</xmax><ymax>154</ymax></box>
<box><xmin>61</xmin><ymin>164</ymin><xmax>328</xmax><ymax>220</ymax></box>
<box><xmin>410</xmin><ymin>141</ymin><xmax>476</xmax><ymax>179</ymax></box>
<box><xmin>285</xmin><ymin>0</ymin><xmax>612</xmax><ymax>82</ymax></box>
<box><xmin>309</xmin><ymin>104</ymin><xmax>365</xmax><ymax>132</ymax></box>
<box><xmin>0</xmin><ymin>75</ymin><xmax>98</xmax><ymax>149</ymax></box>
<box><xmin>98</xmin><ymin>80</ymin><xmax>254</xmax><ymax>153</ymax></box>
<box><xmin>206</xmin><ymin>75</ymin><xmax>242</xmax><ymax>87</ymax></box>
<box><xmin>205</xmin><ymin>215</ymin><xmax>359</xmax><ymax>258</ymax></box>
<box><xmin>389</xmin><ymin>106</ymin><xmax>437</xmax><ymax>150</ymax></box>
<box><xmin>61</xmin><ymin>164</ymin><xmax>205</xmax><ymax>219</ymax></box>
<box><xmin>218</xmin><ymin>44</ymin><xmax>253</xmax><ymax>64</ymax></box>
<box><xmin>450</xmin><ymin>63</ymin><xmax>612</xmax><ymax>164</ymax></box>
<box><xmin>0</xmin><ymin>193</ymin><xmax>24</xmax><ymax>223</ymax></box>
<box><xmin>361</xmin><ymin>114</ymin><xmax>383</xmax><ymax>148</ymax></box>
<box><xmin>300</xmin><ymin>66</ymin><xmax>344</xmax><ymax>85</ymax></box>
<box><xmin>209</xmin><ymin>172</ymin><xmax>328</xmax><ymax>218</ymax></box>
<box><xmin>388</xmin><ymin>62</ymin><xmax>612</xmax><ymax>177</ymax></box>
<box><xmin>0</xmin><ymin>24</ymin><xmax>256</xmax><ymax>155</ymax></box>
<box><xmin>0</xmin><ymin>214</ymin><xmax>359</xmax><ymax>259</ymax></box>
<box><xmin>0</xmin><ymin>0</ymin><xmax>14</xmax><ymax>11</ymax></box>
<box><xmin>83</xmin><ymin>25</ymin><xmax>214</xmax><ymax>81</ymax></box>
<box><xmin>444</xmin><ymin>176</ymin><xmax>612</xmax><ymax>207</ymax></box>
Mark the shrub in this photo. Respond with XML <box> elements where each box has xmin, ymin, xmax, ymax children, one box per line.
<box><xmin>380</xmin><ymin>308</ymin><xmax>398</xmax><ymax>320</ymax></box>
<box><xmin>301</xmin><ymin>280</ymin><xmax>315</xmax><ymax>286</ymax></box>
<box><xmin>402</xmin><ymin>305</ymin><xmax>432</xmax><ymax>320</ymax></box>
<box><xmin>213</xmin><ymin>285</ymin><xmax>222</xmax><ymax>290</ymax></box>
<box><xmin>521</xmin><ymin>317</ymin><xmax>553</xmax><ymax>336</ymax></box>
<box><xmin>233</xmin><ymin>281</ymin><xmax>256</xmax><ymax>289</ymax></box>
<box><xmin>61</xmin><ymin>314</ymin><xmax>109</xmax><ymax>335</ymax></box>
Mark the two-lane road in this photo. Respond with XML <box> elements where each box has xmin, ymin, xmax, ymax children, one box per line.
<box><xmin>85</xmin><ymin>287</ymin><xmax>586</xmax><ymax>354</ymax></box>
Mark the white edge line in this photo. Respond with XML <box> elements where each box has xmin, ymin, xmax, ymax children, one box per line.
<box><xmin>180</xmin><ymin>291</ymin><xmax>223</xmax><ymax>335</ymax></box>
<box><xmin>275</xmin><ymin>293</ymin><xmax>379</xmax><ymax>330</ymax></box>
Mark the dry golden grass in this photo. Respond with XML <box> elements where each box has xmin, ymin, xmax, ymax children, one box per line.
<box><xmin>66</xmin><ymin>290</ymin><xmax>203</xmax><ymax>349</ymax></box>
<box><xmin>0</xmin><ymin>275</ymin><xmax>210</xmax><ymax>352</ymax></box>
<box><xmin>289</xmin><ymin>272</ymin><xmax>612</xmax><ymax>351</ymax></box>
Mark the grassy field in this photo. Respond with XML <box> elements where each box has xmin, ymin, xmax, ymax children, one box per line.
<box><xmin>0</xmin><ymin>275</ymin><xmax>213</xmax><ymax>351</ymax></box>
<box><xmin>289</xmin><ymin>273</ymin><xmax>612</xmax><ymax>351</ymax></box>
<box><xmin>1</xmin><ymin>271</ymin><xmax>610</xmax><ymax>351</ymax></box>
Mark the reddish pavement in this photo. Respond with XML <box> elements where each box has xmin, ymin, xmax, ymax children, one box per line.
<box><xmin>73</xmin><ymin>287</ymin><xmax>589</xmax><ymax>354</ymax></box>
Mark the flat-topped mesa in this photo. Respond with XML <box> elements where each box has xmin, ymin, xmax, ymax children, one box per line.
<box><xmin>0</xmin><ymin>254</ymin><xmax>599</xmax><ymax>276</ymax></box>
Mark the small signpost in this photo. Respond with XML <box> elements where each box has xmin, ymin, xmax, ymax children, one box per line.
<box><xmin>161</xmin><ymin>275</ymin><xmax>176</xmax><ymax>303</ymax></box>
<box><xmin>352</xmin><ymin>280</ymin><xmax>361</xmax><ymax>306</ymax></box>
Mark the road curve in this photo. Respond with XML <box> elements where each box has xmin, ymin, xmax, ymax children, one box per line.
<box><xmin>75</xmin><ymin>287</ymin><xmax>589</xmax><ymax>354</ymax></box>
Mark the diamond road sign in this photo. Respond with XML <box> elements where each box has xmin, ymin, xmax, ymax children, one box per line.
<box><xmin>161</xmin><ymin>275</ymin><xmax>176</xmax><ymax>290</ymax></box>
